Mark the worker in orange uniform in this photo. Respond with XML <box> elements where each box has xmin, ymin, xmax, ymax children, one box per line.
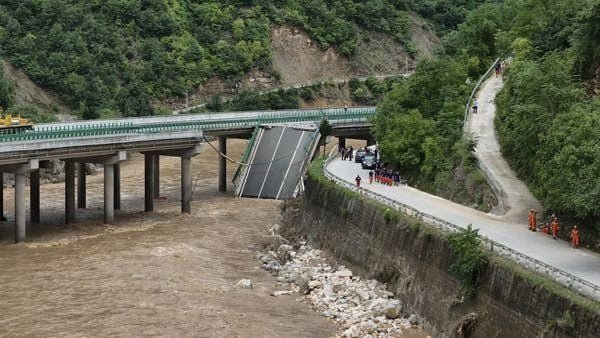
<box><xmin>570</xmin><ymin>226</ymin><xmax>580</xmax><ymax>248</ymax></box>
<box><xmin>528</xmin><ymin>209</ymin><xmax>537</xmax><ymax>231</ymax></box>
<box><xmin>551</xmin><ymin>215</ymin><xmax>559</xmax><ymax>240</ymax></box>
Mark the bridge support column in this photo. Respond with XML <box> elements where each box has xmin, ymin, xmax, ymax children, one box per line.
<box><xmin>13</xmin><ymin>160</ymin><xmax>38</xmax><ymax>243</ymax></box>
<box><xmin>15</xmin><ymin>172</ymin><xmax>26</xmax><ymax>242</ymax></box>
<box><xmin>367</xmin><ymin>137</ymin><xmax>376</xmax><ymax>147</ymax></box>
<box><xmin>114</xmin><ymin>163</ymin><xmax>120</xmax><ymax>210</ymax></box>
<box><xmin>144</xmin><ymin>154</ymin><xmax>155</xmax><ymax>212</ymax></box>
<box><xmin>181</xmin><ymin>157</ymin><xmax>192</xmax><ymax>214</ymax></box>
<box><xmin>338</xmin><ymin>137</ymin><xmax>346</xmax><ymax>150</ymax></box>
<box><xmin>0</xmin><ymin>172</ymin><xmax>5</xmax><ymax>221</ymax></box>
<box><xmin>153</xmin><ymin>156</ymin><xmax>160</xmax><ymax>198</ymax></box>
<box><xmin>104</xmin><ymin>164</ymin><xmax>114</xmax><ymax>224</ymax></box>
<box><xmin>77</xmin><ymin>163</ymin><xmax>86</xmax><ymax>209</ymax></box>
<box><xmin>218</xmin><ymin>136</ymin><xmax>227</xmax><ymax>192</ymax></box>
<box><xmin>65</xmin><ymin>160</ymin><xmax>76</xmax><ymax>224</ymax></box>
<box><xmin>30</xmin><ymin>169</ymin><xmax>40</xmax><ymax>224</ymax></box>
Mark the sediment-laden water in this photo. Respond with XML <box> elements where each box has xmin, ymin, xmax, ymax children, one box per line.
<box><xmin>0</xmin><ymin>139</ymin><xmax>428</xmax><ymax>337</ymax></box>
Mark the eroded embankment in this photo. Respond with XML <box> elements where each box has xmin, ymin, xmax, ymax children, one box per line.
<box><xmin>281</xmin><ymin>175</ymin><xmax>600</xmax><ymax>337</ymax></box>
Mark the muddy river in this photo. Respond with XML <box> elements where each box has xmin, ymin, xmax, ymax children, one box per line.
<box><xmin>0</xmin><ymin>139</ymin><xmax>427</xmax><ymax>337</ymax></box>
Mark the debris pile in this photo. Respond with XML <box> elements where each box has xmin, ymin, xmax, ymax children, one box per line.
<box><xmin>258</xmin><ymin>240</ymin><xmax>420</xmax><ymax>337</ymax></box>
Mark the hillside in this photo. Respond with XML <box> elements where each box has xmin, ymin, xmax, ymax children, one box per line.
<box><xmin>0</xmin><ymin>0</ymin><xmax>445</xmax><ymax>119</ymax></box>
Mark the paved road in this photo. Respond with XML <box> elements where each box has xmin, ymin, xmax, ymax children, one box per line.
<box><xmin>326</xmin><ymin>76</ymin><xmax>600</xmax><ymax>290</ymax></box>
<box><xmin>328</xmin><ymin>158</ymin><xmax>600</xmax><ymax>287</ymax></box>
<box><xmin>466</xmin><ymin>76</ymin><xmax>542</xmax><ymax>222</ymax></box>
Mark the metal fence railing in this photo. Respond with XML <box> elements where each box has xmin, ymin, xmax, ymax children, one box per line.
<box><xmin>322</xmin><ymin>154</ymin><xmax>600</xmax><ymax>302</ymax></box>
<box><xmin>0</xmin><ymin>107</ymin><xmax>376</xmax><ymax>143</ymax></box>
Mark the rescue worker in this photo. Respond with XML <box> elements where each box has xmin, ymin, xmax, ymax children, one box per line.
<box><xmin>551</xmin><ymin>215</ymin><xmax>559</xmax><ymax>240</ymax></box>
<box><xmin>527</xmin><ymin>209</ymin><xmax>534</xmax><ymax>231</ymax></box>
<box><xmin>531</xmin><ymin>210</ymin><xmax>537</xmax><ymax>231</ymax></box>
<box><xmin>570</xmin><ymin>226</ymin><xmax>580</xmax><ymax>249</ymax></box>
<box><xmin>355</xmin><ymin>174</ymin><xmax>361</xmax><ymax>188</ymax></box>
<box><xmin>368</xmin><ymin>170</ymin><xmax>374</xmax><ymax>184</ymax></box>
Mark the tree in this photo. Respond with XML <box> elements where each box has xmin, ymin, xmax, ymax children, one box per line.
<box><xmin>319</xmin><ymin>117</ymin><xmax>332</xmax><ymax>157</ymax></box>
<box><xmin>0</xmin><ymin>66</ymin><xmax>14</xmax><ymax>111</ymax></box>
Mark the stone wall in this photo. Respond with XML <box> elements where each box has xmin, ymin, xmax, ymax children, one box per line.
<box><xmin>282</xmin><ymin>176</ymin><xmax>600</xmax><ymax>337</ymax></box>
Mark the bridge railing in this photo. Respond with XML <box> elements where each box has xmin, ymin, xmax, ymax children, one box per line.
<box><xmin>322</xmin><ymin>154</ymin><xmax>600</xmax><ymax>301</ymax></box>
<box><xmin>0</xmin><ymin>108</ymin><xmax>376</xmax><ymax>143</ymax></box>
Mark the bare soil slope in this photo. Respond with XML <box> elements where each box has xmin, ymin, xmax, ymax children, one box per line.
<box><xmin>1</xmin><ymin>60</ymin><xmax>73</xmax><ymax>119</ymax></box>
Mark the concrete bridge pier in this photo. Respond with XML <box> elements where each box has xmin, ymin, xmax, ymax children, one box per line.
<box><xmin>338</xmin><ymin>137</ymin><xmax>346</xmax><ymax>149</ymax></box>
<box><xmin>114</xmin><ymin>163</ymin><xmax>121</xmax><ymax>210</ymax></box>
<box><xmin>218</xmin><ymin>136</ymin><xmax>227</xmax><ymax>192</ymax></box>
<box><xmin>144</xmin><ymin>144</ymin><xmax>202</xmax><ymax>214</ymax></box>
<box><xmin>181</xmin><ymin>157</ymin><xmax>192</xmax><ymax>213</ymax></box>
<box><xmin>65</xmin><ymin>161</ymin><xmax>76</xmax><ymax>224</ymax></box>
<box><xmin>153</xmin><ymin>156</ymin><xmax>160</xmax><ymax>199</ymax></box>
<box><xmin>144</xmin><ymin>154</ymin><xmax>156</xmax><ymax>212</ymax></box>
<box><xmin>0</xmin><ymin>172</ymin><xmax>5</xmax><ymax>221</ymax></box>
<box><xmin>367</xmin><ymin>137</ymin><xmax>376</xmax><ymax>147</ymax></box>
<box><xmin>104</xmin><ymin>164</ymin><xmax>114</xmax><ymax>223</ymax></box>
<box><xmin>4</xmin><ymin>160</ymin><xmax>39</xmax><ymax>243</ymax></box>
<box><xmin>100</xmin><ymin>152</ymin><xmax>127</xmax><ymax>224</ymax></box>
<box><xmin>64</xmin><ymin>152</ymin><xmax>126</xmax><ymax>224</ymax></box>
<box><xmin>77</xmin><ymin>162</ymin><xmax>86</xmax><ymax>209</ymax></box>
<box><xmin>30</xmin><ymin>169</ymin><xmax>40</xmax><ymax>224</ymax></box>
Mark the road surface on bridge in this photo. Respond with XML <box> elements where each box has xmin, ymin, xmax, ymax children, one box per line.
<box><xmin>326</xmin><ymin>76</ymin><xmax>600</xmax><ymax>295</ymax></box>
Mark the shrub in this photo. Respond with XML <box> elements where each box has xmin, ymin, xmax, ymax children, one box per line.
<box><xmin>447</xmin><ymin>225</ymin><xmax>488</xmax><ymax>297</ymax></box>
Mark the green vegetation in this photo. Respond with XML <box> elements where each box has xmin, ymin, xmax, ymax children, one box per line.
<box><xmin>374</xmin><ymin>0</ymin><xmax>600</xmax><ymax>244</ymax></box>
<box><xmin>447</xmin><ymin>225</ymin><xmax>488</xmax><ymax>297</ymax></box>
<box><xmin>493</xmin><ymin>1</ymin><xmax>600</xmax><ymax>248</ymax></box>
<box><xmin>0</xmin><ymin>63</ymin><xmax>14</xmax><ymax>111</ymax></box>
<box><xmin>0</xmin><ymin>0</ymin><xmax>447</xmax><ymax>118</ymax></box>
<box><xmin>204</xmin><ymin>89</ymin><xmax>299</xmax><ymax>112</ymax></box>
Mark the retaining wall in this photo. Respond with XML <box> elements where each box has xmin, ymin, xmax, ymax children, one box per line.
<box><xmin>283</xmin><ymin>176</ymin><xmax>600</xmax><ymax>337</ymax></box>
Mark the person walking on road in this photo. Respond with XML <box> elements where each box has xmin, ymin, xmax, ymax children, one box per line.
<box><xmin>355</xmin><ymin>174</ymin><xmax>361</xmax><ymax>188</ymax></box>
<box><xmin>472</xmin><ymin>99</ymin><xmax>478</xmax><ymax>114</ymax></box>
<box><xmin>570</xmin><ymin>226</ymin><xmax>580</xmax><ymax>248</ymax></box>
<box><xmin>348</xmin><ymin>147</ymin><xmax>353</xmax><ymax>161</ymax></box>
<box><xmin>368</xmin><ymin>170</ymin><xmax>374</xmax><ymax>184</ymax></box>
<box><xmin>551</xmin><ymin>215</ymin><xmax>560</xmax><ymax>240</ymax></box>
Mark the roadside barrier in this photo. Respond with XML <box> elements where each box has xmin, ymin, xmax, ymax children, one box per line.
<box><xmin>0</xmin><ymin>107</ymin><xmax>375</xmax><ymax>143</ymax></box>
<box><xmin>323</xmin><ymin>154</ymin><xmax>600</xmax><ymax>301</ymax></box>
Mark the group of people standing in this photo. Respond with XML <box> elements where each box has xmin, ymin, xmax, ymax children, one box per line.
<box><xmin>370</xmin><ymin>168</ymin><xmax>402</xmax><ymax>186</ymax></box>
<box><xmin>340</xmin><ymin>146</ymin><xmax>354</xmax><ymax>161</ymax></box>
<box><xmin>528</xmin><ymin>209</ymin><xmax>580</xmax><ymax>248</ymax></box>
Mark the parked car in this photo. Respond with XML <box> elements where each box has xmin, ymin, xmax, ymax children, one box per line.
<box><xmin>354</xmin><ymin>149</ymin><xmax>367</xmax><ymax>163</ymax></box>
<box><xmin>362</xmin><ymin>154</ymin><xmax>377</xmax><ymax>169</ymax></box>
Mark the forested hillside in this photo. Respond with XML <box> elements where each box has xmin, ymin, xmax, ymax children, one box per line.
<box><xmin>0</xmin><ymin>0</ymin><xmax>480</xmax><ymax>119</ymax></box>
<box><xmin>375</xmin><ymin>0</ymin><xmax>600</xmax><ymax>248</ymax></box>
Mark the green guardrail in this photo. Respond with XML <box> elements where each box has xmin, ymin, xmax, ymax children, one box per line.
<box><xmin>232</xmin><ymin>125</ymin><xmax>260</xmax><ymax>184</ymax></box>
<box><xmin>0</xmin><ymin>108</ymin><xmax>376</xmax><ymax>143</ymax></box>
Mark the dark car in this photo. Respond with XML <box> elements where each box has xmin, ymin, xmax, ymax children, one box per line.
<box><xmin>362</xmin><ymin>154</ymin><xmax>377</xmax><ymax>169</ymax></box>
<box><xmin>354</xmin><ymin>149</ymin><xmax>367</xmax><ymax>163</ymax></box>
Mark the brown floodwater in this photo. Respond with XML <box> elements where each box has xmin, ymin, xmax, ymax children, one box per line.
<box><xmin>0</xmin><ymin>139</ymin><xmax>428</xmax><ymax>337</ymax></box>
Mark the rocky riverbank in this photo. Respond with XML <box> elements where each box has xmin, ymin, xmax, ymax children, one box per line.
<box><xmin>255</xmin><ymin>225</ymin><xmax>426</xmax><ymax>338</ymax></box>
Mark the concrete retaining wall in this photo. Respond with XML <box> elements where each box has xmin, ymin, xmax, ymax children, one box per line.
<box><xmin>282</xmin><ymin>176</ymin><xmax>600</xmax><ymax>337</ymax></box>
